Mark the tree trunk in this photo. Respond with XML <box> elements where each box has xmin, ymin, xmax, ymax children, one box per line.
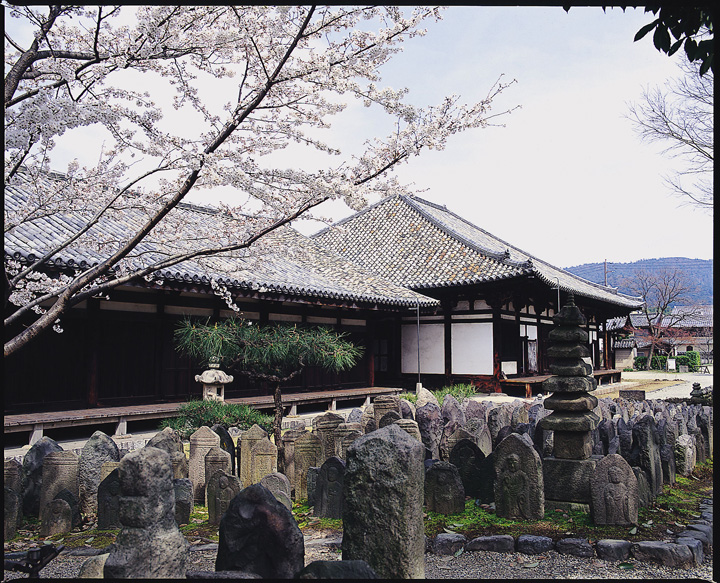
<box><xmin>273</xmin><ymin>382</ymin><xmax>286</xmax><ymax>474</ymax></box>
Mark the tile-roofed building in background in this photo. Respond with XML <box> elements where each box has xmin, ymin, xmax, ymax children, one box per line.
<box><xmin>5</xmin><ymin>173</ymin><xmax>646</xmax><ymax>415</ymax></box>
<box><xmin>624</xmin><ymin>305</ymin><xmax>713</xmax><ymax>361</ymax></box>
<box><xmin>315</xmin><ymin>194</ymin><xmax>643</xmax><ymax>390</ymax></box>
<box><xmin>5</xmin><ymin>175</ymin><xmax>438</xmax><ymax>414</ymax></box>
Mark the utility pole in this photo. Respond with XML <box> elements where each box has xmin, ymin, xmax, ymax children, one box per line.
<box><xmin>604</xmin><ymin>259</ymin><xmax>607</xmax><ymax>286</ymax></box>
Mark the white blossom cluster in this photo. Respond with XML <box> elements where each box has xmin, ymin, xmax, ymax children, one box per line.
<box><xmin>4</xmin><ymin>5</ymin><xmax>516</xmax><ymax>355</ymax></box>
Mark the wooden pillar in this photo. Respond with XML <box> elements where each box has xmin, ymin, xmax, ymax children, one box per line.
<box><xmin>443</xmin><ymin>299</ymin><xmax>452</xmax><ymax>383</ymax></box>
<box><xmin>154</xmin><ymin>292</ymin><xmax>165</xmax><ymax>401</ymax></box>
<box><xmin>86</xmin><ymin>298</ymin><xmax>100</xmax><ymax>407</ymax></box>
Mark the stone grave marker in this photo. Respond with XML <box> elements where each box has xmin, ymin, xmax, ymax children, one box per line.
<box><xmin>204</xmin><ymin>446</ymin><xmax>231</xmax><ymax>505</ymax></box>
<box><xmin>79</xmin><ymin>431</ymin><xmax>121</xmax><ymax>517</ymax></box>
<box><xmin>5</xmin><ymin>487</ymin><xmax>21</xmax><ymax>541</ymax></box>
<box><xmin>293</xmin><ymin>432</ymin><xmax>322</xmax><ymax>500</ymax></box>
<box><xmin>53</xmin><ymin>488</ymin><xmax>82</xmax><ymax>528</ymax></box>
<box><xmin>39</xmin><ymin>498</ymin><xmax>72</xmax><ymax>538</ymax></box>
<box><xmin>173</xmin><ymin>478</ymin><xmax>193</xmax><ymax>527</ymax></box>
<box><xmin>103</xmin><ymin>447</ymin><xmax>189</xmax><ymax>578</ymax></box>
<box><xmin>39</xmin><ymin>451</ymin><xmax>79</xmax><ymax>517</ymax></box>
<box><xmin>416</xmin><ymin>402</ymin><xmax>443</xmax><ymax>460</ymax></box>
<box><xmin>342</xmin><ymin>424</ymin><xmax>425</xmax><ymax>579</ymax></box>
<box><xmin>493</xmin><ymin>433</ymin><xmax>544</xmax><ymax>520</ymax></box>
<box><xmin>216</xmin><ymin>483</ymin><xmax>304</xmax><ymax>578</ymax></box>
<box><xmin>315</xmin><ymin>412</ymin><xmax>345</xmax><ymax>464</ymax></box>
<box><xmin>259</xmin><ymin>472</ymin><xmax>293</xmax><ymax>510</ymax></box>
<box><xmin>97</xmin><ymin>468</ymin><xmax>122</xmax><ymax>530</ymax></box>
<box><xmin>189</xmin><ymin>426</ymin><xmax>221</xmax><ymax>504</ymax></box>
<box><xmin>250</xmin><ymin>438</ymin><xmax>278</xmax><ymax>485</ymax></box>
<box><xmin>307</xmin><ymin>467</ymin><xmax>320</xmax><ymax>507</ymax></box>
<box><xmin>21</xmin><ymin>436</ymin><xmax>63</xmax><ymax>518</ymax></box>
<box><xmin>314</xmin><ymin>456</ymin><xmax>345</xmax><ymax>519</ymax></box>
<box><xmin>280</xmin><ymin>427</ymin><xmax>306</xmax><ymax>488</ymax></box>
<box><xmin>424</xmin><ymin>460</ymin><xmax>465</xmax><ymax>515</ymax></box>
<box><xmin>590</xmin><ymin>453</ymin><xmax>638</xmax><ymax>525</ymax></box>
<box><xmin>449</xmin><ymin>438</ymin><xmax>494</xmax><ymax>504</ymax></box>
<box><xmin>211</xmin><ymin>424</ymin><xmax>237</xmax><ymax>476</ymax></box>
<box><xmin>239</xmin><ymin>424</ymin><xmax>268</xmax><ymax>487</ymax></box>
<box><xmin>207</xmin><ymin>470</ymin><xmax>242</xmax><ymax>525</ymax></box>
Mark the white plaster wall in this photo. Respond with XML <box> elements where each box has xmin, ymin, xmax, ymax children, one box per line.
<box><xmin>450</xmin><ymin>322</ymin><xmax>494</xmax><ymax>375</ymax></box>
<box><xmin>401</xmin><ymin>323</ymin><xmax>445</xmax><ymax>374</ymax></box>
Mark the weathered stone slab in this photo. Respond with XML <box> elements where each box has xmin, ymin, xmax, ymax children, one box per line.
<box><xmin>314</xmin><ymin>456</ymin><xmax>345</xmax><ymax>520</ymax></box>
<box><xmin>296</xmin><ymin>560</ymin><xmax>378</xmax><ymax>579</ymax></box>
<box><xmin>39</xmin><ymin>498</ymin><xmax>73</xmax><ymax>537</ymax></box>
<box><xmin>103</xmin><ymin>447</ymin><xmax>189</xmax><ymax>579</ymax></box>
<box><xmin>79</xmin><ymin>431</ymin><xmax>120</xmax><ymax>517</ymax></box>
<box><xmin>555</xmin><ymin>537</ymin><xmax>594</xmax><ymax>558</ymax></box>
<box><xmin>466</xmin><ymin>535</ymin><xmax>515</xmax><ymax>553</ymax></box>
<box><xmin>543</xmin><ymin>456</ymin><xmax>599</xmax><ymax>504</ymax></box>
<box><xmin>590</xmin><ymin>453</ymin><xmax>638</xmax><ymax>526</ymax></box>
<box><xmin>517</xmin><ymin>534</ymin><xmax>553</xmax><ymax>555</ymax></box>
<box><xmin>342</xmin><ymin>424</ymin><xmax>425</xmax><ymax>579</ymax></box>
<box><xmin>207</xmin><ymin>470</ymin><xmax>242</xmax><ymax>525</ymax></box>
<box><xmin>215</xmin><ymin>483</ymin><xmax>304</xmax><ymax>579</ymax></box>
<box><xmin>190</xmin><ymin>426</ymin><xmax>221</xmax><ymax>504</ymax></box>
<box><xmin>494</xmin><ymin>434</ymin><xmax>543</xmax><ymax>520</ymax></box>
<box><xmin>432</xmin><ymin>533</ymin><xmax>467</xmax><ymax>555</ymax></box>
<box><xmin>424</xmin><ymin>460</ymin><xmax>465</xmax><ymax>515</ymax></box>
<box><xmin>21</xmin><ymin>437</ymin><xmax>63</xmax><ymax>518</ymax></box>
<box><xmin>595</xmin><ymin>539</ymin><xmax>631</xmax><ymax>561</ymax></box>
<box><xmin>630</xmin><ymin>541</ymin><xmax>694</xmax><ymax>568</ymax></box>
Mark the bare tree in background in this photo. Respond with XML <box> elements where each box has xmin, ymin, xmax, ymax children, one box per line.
<box><xmin>627</xmin><ymin>57</ymin><xmax>713</xmax><ymax>211</ymax></box>
<box><xmin>622</xmin><ymin>268</ymin><xmax>700</xmax><ymax>369</ymax></box>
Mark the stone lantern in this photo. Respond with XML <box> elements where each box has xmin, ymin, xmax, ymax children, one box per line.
<box><xmin>195</xmin><ymin>357</ymin><xmax>233</xmax><ymax>402</ymax></box>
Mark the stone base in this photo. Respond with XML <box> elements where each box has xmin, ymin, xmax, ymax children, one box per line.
<box><xmin>553</xmin><ymin>431</ymin><xmax>593</xmax><ymax>459</ymax></box>
<box><xmin>545</xmin><ymin>500</ymin><xmax>590</xmax><ymax>513</ymax></box>
<box><xmin>543</xmin><ymin>456</ymin><xmax>602</xmax><ymax>504</ymax></box>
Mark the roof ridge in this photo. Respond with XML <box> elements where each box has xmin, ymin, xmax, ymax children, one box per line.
<box><xmin>407</xmin><ymin>196</ymin><xmax>643</xmax><ymax>300</ymax></box>
<box><xmin>402</xmin><ymin>196</ymin><xmax>526</xmax><ymax>267</ymax></box>
<box><xmin>312</xmin><ymin>192</ymin><xmax>404</xmax><ymax>238</ymax></box>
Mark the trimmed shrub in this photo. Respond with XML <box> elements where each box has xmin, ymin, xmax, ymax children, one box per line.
<box><xmin>160</xmin><ymin>399</ymin><xmax>273</xmax><ymax>439</ymax></box>
<box><xmin>634</xmin><ymin>355</ymin><xmax>668</xmax><ymax>370</ymax></box>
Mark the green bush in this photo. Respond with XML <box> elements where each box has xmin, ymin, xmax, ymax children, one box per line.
<box><xmin>435</xmin><ymin>383</ymin><xmax>477</xmax><ymax>404</ymax></box>
<box><xmin>398</xmin><ymin>392</ymin><xmax>418</xmax><ymax>405</ymax></box>
<box><xmin>160</xmin><ymin>399</ymin><xmax>273</xmax><ymax>439</ymax></box>
<box><xmin>634</xmin><ymin>355</ymin><xmax>668</xmax><ymax>370</ymax></box>
<box><xmin>399</xmin><ymin>384</ymin><xmax>477</xmax><ymax>406</ymax></box>
<box><xmin>676</xmin><ymin>351</ymin><xmax>701</xmax><ymax>372</ymax></box>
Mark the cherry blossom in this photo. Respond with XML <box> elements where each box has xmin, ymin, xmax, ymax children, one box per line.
<box><xmin>4</xmin><ymin>5</ymin><xmax>517</xmax><ymax>357</ymax></box>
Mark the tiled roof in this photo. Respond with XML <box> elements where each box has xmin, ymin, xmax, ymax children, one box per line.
<box><xmin>614</xmin><ymin>338</ymin><xmax>637</xmax><ymax>349</ymax></box>
<box><xmin>606</xmin><ymin>316</ymin><xmax>629</xmax><ymax>331</ymax></box>
<box><xmin>4</xmin><ymin>175</ymin><xmax>438</xmax><ymax>309</ymax></box>
<box><xmin>628</xmin><ymin>308</ymin><xmax>713</xmax><ymax>329</ymax></box>
<box><xmin>669</xmin><ymin>305</ymin><xmax>713</xmax><ymax>328</ymax></box>
<box><xmin>314</xmin><ymin>194</ymin><xmax>643</xmax><ymax>309</ymax></box>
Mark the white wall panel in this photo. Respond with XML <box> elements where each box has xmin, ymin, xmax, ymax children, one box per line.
<box><xmin>451</xmin><ymin>322</ymin><xmax>494</xmax><ymax>375</ymax></box>
<box><xmin>401</xmin><ymin>323</ymin><xmax>444</xmax><ymax>374</ymax></box>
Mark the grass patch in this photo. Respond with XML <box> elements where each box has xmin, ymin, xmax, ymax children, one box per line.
<box><xmin>399</xmin><ymin>384</ymin><xmax>478</xmax><ymax>407</ymax></box>
<box><xmin>293</xmin><ymin>499</ymin><xmax>343</xmax><ymax>531</ymax></box>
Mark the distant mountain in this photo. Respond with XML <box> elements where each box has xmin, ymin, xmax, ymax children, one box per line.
<box><xmin>564</xmin><ymin>257</ymin><xmax>713</xmax><ymax>307</ymax></box>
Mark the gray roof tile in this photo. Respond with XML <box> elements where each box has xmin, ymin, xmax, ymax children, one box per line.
<box><xmin>315</xmin><ymin>194</ymin><xmax>643</xmax><ymax>309</ymax></box>
<box><xmin>4</xmin><ymin>173</ymin><xmax>438</xmax><ymax>309</ymax></box>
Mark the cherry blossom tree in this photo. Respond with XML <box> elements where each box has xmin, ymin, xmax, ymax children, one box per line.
<box><xmin>4</xmin><ymin>5</ymin><xmax>518</xmax><ymax>357</ymax></box>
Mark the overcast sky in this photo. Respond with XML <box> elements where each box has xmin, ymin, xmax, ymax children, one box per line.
<box><xmin>8</xmin><ymin>6</ymin><xmax>713</xmax><ymax>270</ymax></box>
<box><xmin>291</xmin><ymin>6</ymin><xmax>713</xmax><ymax>269</ymax></box>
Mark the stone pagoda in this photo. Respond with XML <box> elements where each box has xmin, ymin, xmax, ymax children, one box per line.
<box><xmin>539</xmin><ymin>292</ymin><xmax>602</xmax><ymax>511</ymax></box>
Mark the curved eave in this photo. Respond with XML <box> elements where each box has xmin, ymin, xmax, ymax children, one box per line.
<box><xmin>6</xmin><ymin>250</ymin><xmax>439</xmax><ymax>310</ymax></box>
<box><xmin>532</xmin><ymin>269</ymin><xmax>643</xmax><ymax>309</ymax></box>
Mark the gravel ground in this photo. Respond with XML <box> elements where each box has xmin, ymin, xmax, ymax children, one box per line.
<box><xmin>3</xmin><ymin>537</ymin><xmax>713</xmax><ymax>580</ymax></box>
